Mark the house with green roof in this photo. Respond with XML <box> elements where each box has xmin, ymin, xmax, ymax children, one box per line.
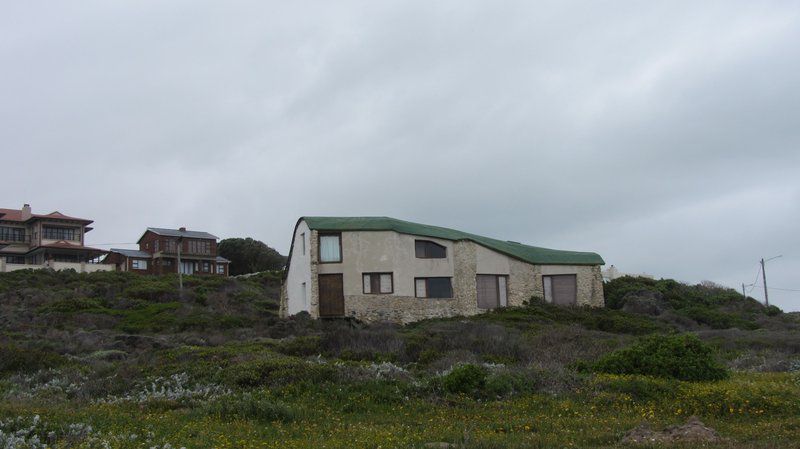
<box><xmin>280</xmin><ymin>217</ymin><xmax>605</xmax><ymax>323</ymax></box>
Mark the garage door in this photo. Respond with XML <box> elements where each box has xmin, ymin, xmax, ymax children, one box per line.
<box><xmin>542</xmin><ymin>274</ymin><xmax>577</xmax><ymax>306</ymax></box>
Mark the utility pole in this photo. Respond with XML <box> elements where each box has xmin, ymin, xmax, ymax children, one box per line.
<box><xmin>177</xmin><ymin>237</ymin><xmax>184</xmax><ymax>299</ymax></box>
<box><xmin>742</xmin><ymin>283</ymin><xmax>747</xmax><ymax>300</ymax></box>
<box><xmin>760</xmin><ymin>258</ymin><xmax>768</xmax><ymax>307</ymax></box>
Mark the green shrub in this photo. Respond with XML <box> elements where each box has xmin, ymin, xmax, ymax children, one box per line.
<box><xmin>594</xmin><ymin>374</ymin><xmax>679</xmax><ymax>402</ymax></box>
<box><xmin>38</xmin><ymin>297</ymin><xmax>107</xmax><ymax>313</ymax></box>
<box><xmin>0</xmin><ymin>344</ymin><xmax>65</xmax><ymax>374</ymax></box>
<box><xmin>479</xmin><ymin>299</ymin><xmax>666</xmax><ymax>335</ymax></box>
<box><xmin>122</xmin><ymin>278</ymin><xmax>177</xmax><ymax>301</ymax></box>
<box><xmin>484</xmin><ymin>371</ymin><xmax>534</xmax><ymax>398</ymax></box>
<box><xmin>592</xmin><ymin>334</ymin><xmax>729</xmax><ymax>381</ymax></box>
<box><xmin>441</xmin><ymin>364</ymin><xmax>488</xmax><ymax>395</ymax></box>
<box><xmin>117</xmin><ymin>302</ymin><xmax>181</xmax><ymax>333</ymax></box>
<box><xmin>201</xmin><ymin>393</ymin><xmax>295</xmax><ymax>422</ymax></box>
<box><xmin>678</xmin><ymin>305</ymin><xmax>758</xmax><ymax>330</ymax></box>
<box><xmin>275</xmin><ymin>336</ymin><xmax>322</xmax><ymax>356</ymax></box>
<box><xmin>224</xmin><ymin>356</ymin><xmax>336</xmax><ymax>387</ymax></box>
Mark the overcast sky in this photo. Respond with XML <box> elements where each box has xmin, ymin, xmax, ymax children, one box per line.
<box><xmin>2</xmin><ymin>1</ymin><xmax>799</xmax><ymax>310</ymax></box>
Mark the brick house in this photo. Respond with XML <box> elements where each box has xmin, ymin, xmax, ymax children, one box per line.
<box><xmin>280</xmin><ymin>217</ymin><xmax>605</xmax><ymax>323</ymax></box>
<box><xmin>0</xmin><ymin>204</ymin><xmax>111</xmax><ymax>273</ymax></box>
<box><xmin>105</xmin><ymin>227</ymin><xmax>229</xmax><ymax>276</ymax></box>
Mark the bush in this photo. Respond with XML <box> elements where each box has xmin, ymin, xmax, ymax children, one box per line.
<box><xmin>223</xmin><ymin>356</ymin><xmax>336</xmax><ymax>387</ymax></box>
<box><xmin>484</xmin><ymin>370</ymin><xmax>536</xmax><ymax>398</ymax></box>
<box><xmin>201</xmin><ymin>392</ymin><xmax>295</xmax><ymax>422</ymax></box>
<box><xmin>592</xmin><ymin>334</ymin><xmax>729</xmax><ymax>381</ymax></box>
<box><xmin>0</xmin><ymin>344</ymin><xmax>65</xmax><ymax>374</ymax></box>
<box><xmin>441</xmin><ymin>364</ymin><xmax>488</xmax><ymax>395</ymax></box>
<box><xmin>593</xmin><ymin>374</ymin><xmax>679</xmax><ymax>402</ymax></box>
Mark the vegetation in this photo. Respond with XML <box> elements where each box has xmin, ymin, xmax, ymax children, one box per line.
<box><xmin>0</xmin><ymin>271</ymin><xmax>798</xmax><ymax>448</ymax></box>
<box><xmin>217</xmin><ymin>237</ymin><xmax>287</xmax><ymax>275</ymax></box>
<box><xmin>591</xmin><ymin>334</ymin><xmax>729</xmax><ymax>381</ymax></box>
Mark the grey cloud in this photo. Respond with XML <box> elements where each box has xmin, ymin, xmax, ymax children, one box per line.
<box><xmin>2</xmin><ymin>0</ymin><xmax>799</xmax><ymax>309</ymax></box>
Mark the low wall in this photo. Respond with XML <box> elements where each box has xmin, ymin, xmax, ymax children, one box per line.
<box><xmin>0</xmin><ymin>261</ymin><xmax>113</xmax><ymax>273</ymax></box>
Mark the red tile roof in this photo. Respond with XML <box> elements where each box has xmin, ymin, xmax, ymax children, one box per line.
<box><xmin>0</xmin><ymin>208</ymin><xmax>93</xmax><ymax>224</ymax></box>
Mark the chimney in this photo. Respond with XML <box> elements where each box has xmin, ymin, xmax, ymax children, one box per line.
<box><xmin>21</xmin><ymin>204</ymin><xmax>32</xmax><ymax>220</ymax></box>
<box><xmin>179</xmin><ymin>227</ymin><xmax>187</xmax><ymax>232</ymax></box>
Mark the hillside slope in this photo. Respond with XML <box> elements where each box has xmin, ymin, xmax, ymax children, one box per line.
<box><xmin>0</xmin><ymin>270</ymin><xmax>798</xmax><ymax>448</ymax></box>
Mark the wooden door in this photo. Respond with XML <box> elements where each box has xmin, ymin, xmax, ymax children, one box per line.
<box><xmin>318</xmin><ymin>274</ymin><xmax>344</xmax><ymax>317</ymax></box>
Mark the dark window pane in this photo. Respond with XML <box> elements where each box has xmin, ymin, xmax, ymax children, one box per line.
<box><xmin>371</xmin><ymin>274</ymin><xmax>381</xmax><ymax>293</ymax></box>
<box><xmin>415</xmin><ymin>241</ymin><xmax>425</xmax><ymax>258</ymax></box>
<box><xmin>415</xmin><ymin>240</ymin><xmax>446</xmax><ymax>258</ymax></box>
<box><xmin>427</xmin><ymin>277</ymin><xmax>452</xmax><ymax>298</ymax></box>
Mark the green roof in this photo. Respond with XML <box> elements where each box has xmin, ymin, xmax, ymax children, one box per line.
<box><xmin>302</xmin><ymin>216</ymin><xmax>604</xmax><ymax>266</ymax></box>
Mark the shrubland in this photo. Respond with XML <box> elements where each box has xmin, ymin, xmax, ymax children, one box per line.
<box><xmin>0</xmin><ymin>271</ymin><xmax>798</xmax><ymax>448</ymax></box>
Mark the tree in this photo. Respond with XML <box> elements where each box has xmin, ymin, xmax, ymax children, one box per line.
<box><xmin>218</xmin><ymin>238</ymin><xmax>287</xmax><ymax>275</ymax></box>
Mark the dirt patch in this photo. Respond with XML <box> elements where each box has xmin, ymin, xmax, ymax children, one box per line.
<box><xmin>622</xmin><ymin>416</ymin><xmax>723</xmax><ymax>445</ymax></box>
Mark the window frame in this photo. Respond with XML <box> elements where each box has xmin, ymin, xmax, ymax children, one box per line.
<box><xmin>41</xmin><ymin>226</ymin><xmax>78</xmax><ymax>241</ymax></box>
<box><xmin>0</xmin><ymin>226</ymin><xmax>26</xmax><ymax>242</ymax></box>
<box><xmin>318</xmin><ymin>233</ymin><xmax>343</xmax><ymax>263</ymax></box>
<box><xmin>362</xmin><ymin>272</ymin><xmax>394</xmax><ymax>295</ymax></box>
<box><xmin>476</xmin><ymin>274</ymin><xmax>509</xmax><ymax>309</ymax></box>
<box><xmin>414</xmin><ymin>276</ymin><xmax>453</xmax><ymax>299</ymax></box>
<box><xmin>131</xmin><ymin>259</ymin><xmax>148</xmax><ymax>270</ymax></box>
<box><xmin>414</xmin><ymin>240</ymin><xmax>447</xmax><ymax>259</ymax></box>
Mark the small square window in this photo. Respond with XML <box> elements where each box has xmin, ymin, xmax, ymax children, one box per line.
<box><xmin>363</xmin><ymin>273</ymin><xmax>393</xmax><ymax>294</ymax></box>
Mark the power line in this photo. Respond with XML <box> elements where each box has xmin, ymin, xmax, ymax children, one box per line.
<box><xmin>752</xmin><ymin>284</ymin><xmax>800</xmax><ymax>292</ymax></box>
<box><xmin>744</xmin><ymin>263</ymin><xmax>761</xmax><ymax>294</ymax></box>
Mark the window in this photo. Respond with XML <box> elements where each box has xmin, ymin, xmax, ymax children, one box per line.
<box><xmin>164</xmin><ymin>239</ymin><xmax>177</xmax><ymax>253</ymax></box>
<box><xmin>300</xmin><ymin>232</ymin><xmax>306</xmax><ymax>255</ymax></box>
<box><xmin>415</xmin><ymin>240</ymin><xmax>446</xmax><ymax>258</ymax></box>
<box><xmin>415</xmin><ymin>277</ymin><xmax>453</xmax><ymax>298</ymax></box>
<box><xmin>131</xmin><ymin>259</ymin><xmax>148</xmax><ymax>270</ymax></box>
<box><xmin>187</xmin><ymin>240</ymin><xmax>211</xmax><ymax>255</ymax></box>
<box><xmin>154</xmin><ymin>240</ymin><xmax>159</xmax><ymax>252</ymax></box>
<box><xmin>202</xmin><ymin>261</ymin><xmax>211</xmax><ymax>272</ymax></box>
<box><xmin>42</xmin><ymin>226</ymin><xmax>78</xmax><ymax>241</ymax></box>
<box><xmin>362</xmin><ymin>273</ymin><xmax>393</xmax><ymax>294</ymax></box>
<box><xmin>163</xmin><ymin>259</ymin><xmax>173</xmax><ymax>266</ymax></box>
<box><xmin>180</xmin><ymin>261</ymin><xmax>195</xmax><ymax>275</ymax></box>
<box><xmin>301</xmin><ymin>282</ymin><xmax>307</xmax><ymax>306</ymax></box>
<box><xmin>476</xmin><ymin>275</ymin><xmax>508</xmax><ymax>309</ymax></box>
<box><xmin>5</xmin><ymin>256</ymin><xmax>25</xmax><ymax>264</ymax></box>
<box><xmin>0</xmin><ymin>227</ymin><xmax>26</xmax><ymax>242</ymax></box>
<box><xmin>319</xmin><ymin>234</ymin><xmax>342</xmax><ymax>263</ymax></box>
<box><xmin>543</xmin><ymin>274</ymin><xmax>577</xmax><ymax>306</ymax></box>
<box><xmin>216</xmin><ymin>264</ymin><xmax>225</xmax><ymax>274</ymax></box>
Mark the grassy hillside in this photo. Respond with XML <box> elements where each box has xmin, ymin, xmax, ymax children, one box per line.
<box><xmin>0</xmin><ymin>270</ymin><xmax>798</xmax><ymax>448</ymax></box>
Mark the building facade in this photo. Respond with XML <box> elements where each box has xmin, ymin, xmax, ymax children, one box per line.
<box><xmin>280</xmin><ymin>217</ymin><xmax>605</xmax><ymax>323</ymax></box>
<box><xmin>104</xmin><ymin>227</ymin><xmax>229</xmax><ymax>276</ymax></box>
<box><xmin>0</xmin><ymin>204</ymin><xmax>111</xmax><ymax>273</ymax></box>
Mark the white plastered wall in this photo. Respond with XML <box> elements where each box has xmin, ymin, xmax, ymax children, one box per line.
<box><xmin>285</xmin><ymin>220</ymin><xmax>312</xmax><ymax>315</ymax></box>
